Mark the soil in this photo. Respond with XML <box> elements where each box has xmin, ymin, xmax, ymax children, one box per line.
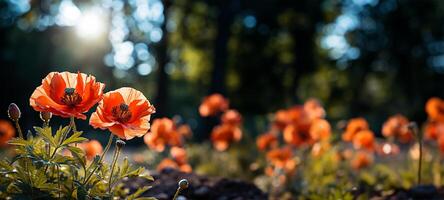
<box><xmin>124</xmin><ymin>168</ymin><xmax>268</xmax><ymax>200</ymax></box>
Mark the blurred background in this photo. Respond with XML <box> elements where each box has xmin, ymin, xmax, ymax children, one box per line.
<box><xmin>1</xmin><ymin>0</ymin><xmax>444</xmax><ymax>144</ymax></box>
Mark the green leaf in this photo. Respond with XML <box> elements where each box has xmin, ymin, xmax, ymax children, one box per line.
<box><xmin>62</xmin><ymin>131</ymin><xmax>87</xmax><ymax>146</ymax></box>
<box><xmin>7</xmin><ymin>137</ymin><xmax>29</xmax><ymax>147</ymax></box>
<box><xmin>34</xmin><ymin>126</ymin><xmax>57</xmax><ymax>147</ymax></box>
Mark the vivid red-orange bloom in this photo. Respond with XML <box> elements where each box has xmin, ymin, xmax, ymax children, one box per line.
<box><xmin>0</xmin><ymin>119</ymin><xmax>15</xmax><ymax>147</ymax></box>
<box><xmin>211</xmin><ymin>124</ymin><xmax>242</xmax><ymax>151</ymax></box>
<box><xmin>256</xmin><ymin>133</ymin><xmax>278</xmax><ymax>151</ymax></box>
<box><xmin>351</xmin><ymin>151</ymin><xmax>373</xmax><ymax>170</ymax></box>
<box><xmin>30</xmin><ymin>72</ymin><xmax>105</xmax><ymax>119</ymax></box>
<box><xmin>382</xmin><ymin>114</ymin><xmax>413</xmax><ymax>143</ymax></box>
<box><xmin>425</xmin><ymin>122</ymin><xmax>444</xmax><ymax>140</ymax></box>
<box><xmin>352</xmin><ymin>130</ymin><xmax>375</xmax><ymax>151</ymax></box>
<box><xmin>90</xmin><ymin>87</ymin><xmax>155</xmax><ymax>140</ymax></box>
<box><xmin>221</xmin><ymin>109</ymin><xmax>242</xmax><ymax>126</ymax></box>
<box><xmin>78</xmin><ymin>140</ymin><xmax>103</xmax><ymax>160</ymax></box>
<box><xmin>426</xmin><ymin>97</ymin><xmax>444</xmax><ymax>122</ymax></box>
<box><xmin>309</xmin><ymin>119</ymin><xmax>331</xmax><ymax>142</ymax></box>
<box><xmin>157</xmin><ymin>158</ymin><xmax>192</xmax><ymax>173</ymax></box>
<box><xmin>304</xmin><ymin>98</ymin><xmax>326</xmax><ymax>120</ymax></box>
<box><xmin>144</xmin><ymin>118</ymin><xmax>183</xmax><ymax>152</ymax></box>
<box><xmin>342</xmin><ymin>118</ymin><xmax>369</xmax><ymax>142</ymax></box>
<box><xmin>199</xmin><ymin>94</ymin><xmax>229</xmax><ymax>117</ymax></box>
<box><xmin>284</xmin><ymin>124</ymin><xmax>313</xmax><ymax>147</ymax></box>
<box><xmin>266</xmin><ymin>147</ymin><xmax>297</xmax><ymax>175</ymax></box>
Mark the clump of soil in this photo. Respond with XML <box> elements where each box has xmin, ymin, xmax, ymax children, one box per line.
<box><xmin>124</xmin><ymin>168</ymin><xmax>268</xmax><ymax>200</ymax></box>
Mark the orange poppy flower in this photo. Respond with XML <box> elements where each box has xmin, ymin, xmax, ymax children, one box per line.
<box><xmin>352</xmin><ymin>130</ymin><xmax>375</xmax><ymax>151</ymax></box>
<box><xmin>144</xmin><ymin>118</ymin><xmax>183</xmax><ymax>152</ymax></box>
<box><xmin>283</xmin><ymin>124</ymin><xmax>313</xmax><ymax>147</ymax></box>
<box><xmin>342</xmin><ymin>118</ymin><xmax>369</xmax><ymax>142</ymax></box>
<box><xmin>89</xmin><ymin>87</ymin><xmax>155</xmax><ymax>140</ymax></box>
<box><xmin>30</xmin><ymin>72</ymin><xmax>105</xmax><ymax>119</ymax></box>
<box><xmin>256</xmin><ymin>133</ymin><xmax>278</xmax><ymax>151</ymax></box>
<box><xmin>177</xmin><ymin>124</ymin><xmax>193</xmax><ymax>138</ymax></box>
<box><xmin>303</xmin><ymin>98</ymin><xmax>326</xmax><ymax>120</ymax></box>
<box><xmin>309</xmin><ymin>119</ymin><xmax>331</xmax><ymax>142</ymax></box>
<box><xmin>170</xmin><ymin>147</ymin><xmax>188</xmax><ymax>165</ymax></box>
<box><xmin>273</xmin><ymin>109</ymin><xmax>292</xmax><ymax>130</ymax></box>
<box><xmin>199</xmin><ymin>93</ymin><xmax>229</xmax><ymax>117</ymax></box>
<box><xmin>382</xmin><ymin>114</ymin><xmax>413</xmax><ymax>143</ymax></box>
<box><xmin>351</xmin><ymin>151</ymin><xmax>373</xmax><ymax>170</ymax></box>
<box><xmin>0</xmin><ymin>119</ymin><xmax>15</xmax><ymax>147</ymax></box>
<box><xmin>425</xmin><ymin>122</ymin><xmax>444</xmax><ymax>140</ymax></box>
<box><xmin>157</xmin><ymin>158</ymin><xmax>192</xmax><ymax>173</ymax></box>
<box><xmin>266</xmin><ymin>147</ymin><xmax>297</xmax><ymax>175</ymax></box>
<box><xmin>78</xmin><ymin>140</ymin><xmax>103</xmax><ymax>160</ymax></box>
<box><xmin>426</xmin><ymin>97</ymin><xmax>444</xmax><ymax>122</ymax></box>
<box><xmin>221</xmin><ymin>109</ymin><xmax>242</xmax><ymax>126</ymax></box>
<box><xmin>211</xmin><ymin>124</ymin><xmax>242</xmax><ymax>151</ymax></box>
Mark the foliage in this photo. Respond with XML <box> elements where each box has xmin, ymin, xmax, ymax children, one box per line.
<box><xmin>0</xmin><ymin>124</ymin><xmax>153</xmax><ymax>199</ymax></box>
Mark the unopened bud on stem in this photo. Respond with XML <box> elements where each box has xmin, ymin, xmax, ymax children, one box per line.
<box><xmin>8</xmin><ymin>103</ymin><xmax>21</xmax><ymax>121</ymax></box>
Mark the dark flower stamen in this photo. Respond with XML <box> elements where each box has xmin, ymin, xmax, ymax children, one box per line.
<box><xmin>112</xmin><ymin>103</ymin><xmax>132</xmax><ymax>123</ymax></box>
<box><xmin>61</xmin><ymin>88</ymin><xmax>82</xmax><ymax>107</ymax></box>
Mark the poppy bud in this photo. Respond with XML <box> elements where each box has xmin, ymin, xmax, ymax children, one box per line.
<box><xmin>178</xmin><ymin>179</ymin><xmax>189</xmax><ymax>189</ymax></box>
<box><xmin>40</xmin><ymin>111</ymin><xmax>52</xmax><ymax>123</ymax></box>
<box><xmin>116</xmin><ymin>140</ymin><xmax>126</xmax><ymax>149</ymax></box>
<box><xmin>8</xmin><ymin>103</ymin><xmax>21</xmax><ymax>121</ymax></box>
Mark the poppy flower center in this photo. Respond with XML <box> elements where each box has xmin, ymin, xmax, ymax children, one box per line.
<box><xmin>112</xmin><ymin>103</ymin><xmax>132</xmax><ymax>123</ymax></box>
<box><xmin>61</xmin><ymin>88</ymin><xmax>82</xmax><ymax>107</ymax></box>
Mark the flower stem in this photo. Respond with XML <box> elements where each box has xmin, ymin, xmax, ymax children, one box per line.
<box><xmin>108</xmin><ymin>143</ymin><xmax>121</xmax><ymax>194</ymax></box>
<box><xmin>409</xmin><ymin>122</ymin><xmax>422</xmax><ymax>185</ymax></box>
<box><xmin>83</xmin><ymin>134</ymin><xmax>114</xmax><ymax>184</ymax></box>
<box><xmin>70</xmin><ymin>116</ymin><xmax>77</xmax><ymax>132</ymax></box>
<box><xmin>14</xmin><ymin>120</ymin><xmax>23</xmax><ymax>139</ymax></box>
<box><xmin>172</xmin><ymin>188</ymin><xmax>181</xmax><ymax>200</ymax></box>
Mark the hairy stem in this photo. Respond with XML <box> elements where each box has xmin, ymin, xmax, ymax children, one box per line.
<box><xmin>172</xmin><ymin>188</ymin><xmax>181</xmax><ymax>200</ymax></box>
<box><xmin>108</xmin><ymin>144</ymin><xmax>121</xmax><ymax>194</ymax></box>
<box><xmin>83</xmin><ymin>134</ymin><xmax>114</xmax><ymax>184</ymax></box>
<box><xmin>14</xmin><ymin>120</ymin><xmax>23</xmax><ymax>139</ymax></box>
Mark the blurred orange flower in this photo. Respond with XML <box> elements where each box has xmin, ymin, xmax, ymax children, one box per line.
<box><xmin>351</xmin><ymin>151</ymin><xmax>373</xmax><ymax>170</ymax></box>
<box><xmin>283</xmin><ymin>124</ymin><xmax>313</xmax><ymax>147</ymax></box>
<box><xmin>221</xmin><ymin>109</ymin><xmax>242</xmax><ymax>126</ymax></box>
<box><xmin>426</xmin><ymin>97</ymin><xmax>444</xmax><ymax>122</ymax></box>
<box><xmin>177</xmin><ymin>124</ymin><xmax>193</xmax><ymax>138</ymax></box>
<box><xmin>352</xmin><ymin>130</ymin><xmax>375</xmax><ymax>151</ymax></box>
<box><xmin>90</xmin><ymin>87</ymin><xmax>155</xmax><ymax>140</ymax></box>
<box><xmin>303</xmin><ymin>98</ymin><xmax>326</xmax><ymax>120</ymax></box>
<box><xmin>309</xmin><ymin>119</ymin><xmax>331</xmax><ymax>142</ymax></box>
<box><xmin>30</xmin><ymin>72</ymin><xmax>105</xmax><ymax>119</ymax></box>
<box><xmin>157</xmin><ymin>158</ymin><xmax>192</xmax><ymax>173</ymax></box>
<box><xmin>78</xmin><ymin>140</ymin><xmax>103</xmax><ymax>160</ymax></box>
<box><xmin>342</xmin><ymin>118</ymin><xmax>369</xmax><ymax>142</ymax></box>
<box><xmin>170</xmin><ymin>147</ymin><xmax>188</xmax><ymax>165</ymax></box>
<box><xmin>382</xmin><ymin>114</ymin><xmax>413</xmax><ymax>143</ymax></box>
<box><xmin>0</xmin><ymin>119</ymin><xmax>15</xmax><ymax>147</ymax></box>
<box><xmin>211</xmin><ymin>124</ymin><xmax>242</xmax><ymax>151</ymax></box>
<box><xmin>425</xmin><ymin>121</ymin><xmax>444</xmax><ymax>140</ymax></box>
<box><xmin>144</xmin><ymin>118</ymin><xmax>183</xmax><ymax>152</ymax></box>
<box><xmin>256</xmin><ymin>133</ymin><xmax>278</xmax><ymax>151</ymax></box>
<box><xmin>199</xmin><ymin>94</ymin><xmax>229</xmax><ymax>117</ymax></box>
<box><xmin>311</xmin><ymin>142</ymin><xmax>331</xmax><ymax>157</ymax></box>
<box><xmin>266</xmin><ymin>147</ymin><xmax>297</xmax><ymax>175</ymax></box>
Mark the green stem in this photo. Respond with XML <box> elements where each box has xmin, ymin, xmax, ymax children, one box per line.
<box><xmin>70</xmin><ymin>116</ymin><xmax>77</xmax><ymax>132</ymax></box>
<box><xmin>83</xmin><ymin>134</ymin><xmax>114</xmax><ymax>184</ymax></box>
<box><xmin>14</xmin><ymin>120</ymin><xmax>23</xmax><ymax>139</ymax></box>
<box><xmin>418</xmin><ymin>139</ymin><xmax>423</xmax><ymax>185</ymax></box>
<box><xmin>108</xmin><ymin>144</ymin><xmax>121</xmax><ymax>194</ymax></box>
<box><xmin>172</xmin><ymin>188</ymin><xmax>181</xmax><ymax>200</ymax></box>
